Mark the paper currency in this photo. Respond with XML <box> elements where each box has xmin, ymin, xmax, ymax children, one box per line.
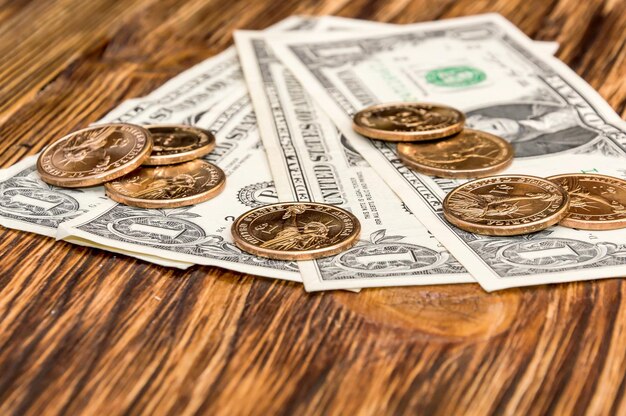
<box><xmin>0</xmin><ymin>14</ymin><xmax>562</xmax><ymax>287</ymax></box>
<box><xmin>263</xmin><ymin>13</ymin><xmax>626</xmax><ymax>291</ymax></box>
<box><xmin>0</xmin><ymin>156</ymin><xmax>194</xmax><ymax>269</ymax></box>
<box><xmin>57</xmin><ymin>17</ymin><xmax>411</xmax><ymax>282</ymax></box>
<box><xmin>235</xmin><ymin>31</ymin><xmax>473</xmax><ymax>290</ymax></box>
<box><xmin>57</xmin><ymin>87</ymin><xmax>302</xmax><ymax>280</ymax></box>
<box><xmin>2</xmin><ymin>16</ymin><xmax>384</xmax><ymax>281</ymax></box>
<box><xmin>232</xmin><ymin>19</ymin><xmax>557</xmax><ymax>290</ymax></box>
<box><xmin>54</xmin><ymin>17</ymin><xmax>400</xmax><ymax>281</ymax></box>
<box><xmin>0</xmin><ymin>17</ymin><xmax>317</xmax><ymax>278</ymax></box>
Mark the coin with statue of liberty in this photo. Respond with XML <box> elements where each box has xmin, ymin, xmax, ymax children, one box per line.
<box><xmin>443</xmin><ymin>175</ymin><xmax>570</xmax><ymax>236</ymax></box>
<box><xmin>231</xmin><ymin>202</ymin><xmax>361</xmax><ymax>260</ymax></box>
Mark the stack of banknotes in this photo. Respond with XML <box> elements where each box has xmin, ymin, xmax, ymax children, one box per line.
<box><xmin>2</xmin><ymin>14</ymin><xmax>625</xmax><ymax>292</ymax></box>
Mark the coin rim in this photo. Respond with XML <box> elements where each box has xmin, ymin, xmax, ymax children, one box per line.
<box><xmin>231</xmin><ymin>202</ymin><xmax>362</xmax><ymax>261</ymax></box>
<box><xmin>397</xmin><ymin>129</ymin><xmax>514</xmax><ymax>178</ymax></box>
<box><xmin>104</xmin><ymin>160</ymin><xmax>226</xmax><ymax>208</ymax></box>
<box><xmin>443</xmin><ymin>174</ymin><xmax>571</xmax><ymax>236</ymax></box>
<box><xmin>142</xmin><ymin>124</ymin><xmax>216</xmax><ymax>166</ymax></box>
<box><xmin>547</xmin><ymin>173</ymin><xmax>626</xmax><ymax>230</ymax></box>
<box><xmin>352</xmin><ymin>102</ymin><xmax>465</xmax><ymax>142</ymax></box>
<box><xmin>37</xmin><ymin>123</ymin><xmax>153</xmax><ymax>188</ymax></box>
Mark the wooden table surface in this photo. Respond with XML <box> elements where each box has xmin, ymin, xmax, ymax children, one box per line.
<box><xmin>1</xmin><ymin>0</ymin><xmax>625</xmax><ymax>414</ymax></box>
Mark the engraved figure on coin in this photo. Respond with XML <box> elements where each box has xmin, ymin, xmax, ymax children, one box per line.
<box><xmin>150</xmin><ymin>126</ymin><xmax>211</xmax><ymax>155</ymax></box>
<box><xmin>420</xmin><ymin>139</ymin><xmax>501</xmax><ymax>166</ymax></box>
<box><xmin>121</xmin><ymin>173</ymin><xmax>198</xmax><ymax>199</ymax></box>
<box><xmin>60</xmin><ymin>126</ymin><xmax>129</xmax><ymax>168</ymax></box>
<box><xmin>465</xmin><ymin>103</ymin><xmax>597</xmax><ymax>157</ymax></box>
<box><xmin>259</xmin><ymin>205</ymin><xmax>332</xmax><ymax>250</ymax></box>
<box><xmin>152</xmin><ymin>131</ymin><xmax>196</xmax><ymax>153</ymax></box>
<box><xmin>558</xmin><ymin>180</ymin><xmax>626</xmax><ymax>215</ymax></box>
<box><xmin>448</xmin><ymin>190</ymin><xmax>561</xmax><ymax>221</ymax></box>
<box><xmin>385</xmin><ymin>107</ymin><xmax>449</xmax><ymax>129</ymax></box>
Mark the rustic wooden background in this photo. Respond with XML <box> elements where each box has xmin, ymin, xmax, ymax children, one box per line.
<box><xmin>1</xmin><ymin>0</ymin><xmax>625</xmax><ymax>414</ymax></box>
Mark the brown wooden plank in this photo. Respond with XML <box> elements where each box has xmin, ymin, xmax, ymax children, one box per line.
<box><xmin>0</xmin><ymin>0</ymin><xmax>625</xmax><ymax>414</ymax></box>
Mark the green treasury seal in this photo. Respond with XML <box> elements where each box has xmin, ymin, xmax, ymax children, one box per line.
<box><xmin>426</xmin><ymin>66</ymin><xmax>486</xmax><ymax>87</ymax></box>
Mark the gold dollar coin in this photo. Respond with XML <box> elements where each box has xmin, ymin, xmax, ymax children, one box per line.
<box><xmin>352</xmin><ymin>102</ymin><xmax>465</xmax><ymax>142</ymax></box>
<box><xmin>443</xmin><ymin>175</ymin><xmax>570</xmax><ymax>236</ymax></box>
<box><xmin>547</xmin><ymin>173</ymin><xmax>626</xmax><ymax>230</ymax></box>
<box><xmin>397</xmin><ymin>129</ymin><xmax>514</xmax><ymax>178</ymax></box>
<box><xmin>37</xmin><ymin>123</ymin><xmax>152</xmax><ymax>187</ymax></box>
<box><xmin>143</xmin><ymin>124</ymin><xmax>216</xmax><ymax>165</ymax></box>
<box><xmin>105</xmin><ymin>159</ymin><xmax>225</xmax><ymax>208</ymax></box>
<box><xmin>231</xmin><ymin>202</ymin><xmax>361</xmax><ymax>260</ymax></box>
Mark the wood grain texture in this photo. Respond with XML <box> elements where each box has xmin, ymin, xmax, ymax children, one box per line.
<box><xmin>1</xmin><ymin>0</ymin><xmax>626</xmax><ymax>414</ymax></box>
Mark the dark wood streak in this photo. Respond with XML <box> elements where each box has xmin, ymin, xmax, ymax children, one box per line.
<box><xmin>0</xmin><ymin>0</ymin><xmax>626</xmax><ymax>415</ymax></box>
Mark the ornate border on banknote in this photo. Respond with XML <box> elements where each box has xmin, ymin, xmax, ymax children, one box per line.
<box><xmin>265</xmin><ymin>13</ymin><xmax>626</xmax><ymax>290</ymax></box>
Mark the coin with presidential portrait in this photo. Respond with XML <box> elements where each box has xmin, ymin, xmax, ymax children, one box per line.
<box><xmin>143</xmin><ymin>124</ymin><xmax>216</xmax><ymax>165</ymax></box>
